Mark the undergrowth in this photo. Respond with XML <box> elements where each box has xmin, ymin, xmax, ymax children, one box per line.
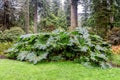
<box><xmin>7</xmin><ymin>27</ymin><xmax>112</xmax><ymax>68</ymax></box>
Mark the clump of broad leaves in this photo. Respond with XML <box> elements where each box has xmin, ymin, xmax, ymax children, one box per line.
<box><xmin>7</xmin><ymin>27</ymin><xmax>112</xmax><ymax>68</ymax></box>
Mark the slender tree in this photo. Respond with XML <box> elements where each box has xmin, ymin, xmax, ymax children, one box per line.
<box><xmin>3</xmin><ymin>0</ymin><xmax>10</xmax><ymax>30</ymax></box>
<box><xmin>114</xmin><ymin>0</ymin><xmax>120</xmax><ymax>27</ymax></box>
<box><xmin>34</xmin><ymin>0</ymin><xmax>38</xmax><ymax>33</ymax></box>
<box><xmin>70</xmin><ymin>0</ymin><xmax>78</xmax><ymax>30</ymax></box>
<box><xmin>64</xmin><ymin>0</ymin><xmax>71</xmax><ymax>27</ymax></box>
<box><xmin>25</xmin><ymin>0</ymin><xmax>29</xmax><ymax>34</ymax></box>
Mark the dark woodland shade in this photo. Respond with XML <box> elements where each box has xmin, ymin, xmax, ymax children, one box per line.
<box><xmin>0</xmin><ymin>0</ymin><xmax>16</xmax><ymax>31</ymax></box>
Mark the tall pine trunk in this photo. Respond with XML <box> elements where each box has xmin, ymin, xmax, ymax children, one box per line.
<box><xmin>3</xmin><ymin>0</ymin><xmax>10</xmax><ymax>31</ymax></box>
<box><xmin>110</xmin><ymin>0</ymin><xmax>114</xmax><ymax>30</ymax></box>
<box><xmin>70</xmin><ymin>0</ymin><xmax>78</xmax><ymax>30</ymax></box>
<box><xmin>34</xmin><ymin>0</ymin><xmax>38</xmax><ymax>33</ymax></box>
<box><xmin>25</xmin><ymin>0</ymin><xmax>29</xmax><ymax>34</ymax></box>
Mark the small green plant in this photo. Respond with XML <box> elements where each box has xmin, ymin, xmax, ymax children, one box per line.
<box><xmin>7</xmin><ymin>27</ymin><xmax>112</xmax><ymax>68</ymax></box>
<box><xmin>0</xmin><ymin>42</ymin><xmax>13</xmax><ymax>55</ymax></box>
<box><xmin>111</xmin><ymin>54</ymin><xmax>120</xmax><ymax>65</ymax></box>
<box><xmin>0</xmin><ymin>27</ymin><xmax>25</xmax><ymax>42</ymax></box>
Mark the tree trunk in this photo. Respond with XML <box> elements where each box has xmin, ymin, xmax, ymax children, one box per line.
<box><xmin>84</xmin><ymin>0</ymin><xmax>88</xmax><ymax>21</ymax></box>
<box><xmin>110</xmin><ymin>0</ymin><xmax>114</xmax><ymax>30</ymax></box>
<box><xmin>25</xmin><ymin>0</ymin><xmax>29</xmax><ymax>34</ymax></box>
<box><xmin>3</xmin><ymin>0</ymin><xmax>10</xmax><ymax>31</ymax></box>
<box><xmin>70</xmin><ymin>0</ymin><xmax>78</xmax><ymax>30</ymax></box>
<box><xmin>34</xmin><ymin>0</ymin><xmax>38</xmax><ymax>33</ymax></box>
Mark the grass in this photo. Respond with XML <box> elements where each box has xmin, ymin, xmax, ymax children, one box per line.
<box><xmin>111</xmin><ymin>54</ymin><xmax>120</xmax><ymax>65</ymax></box>
<box><xmin>0</xmin><ymin>59</ymin><xmax>120</xmax><ymax>80</ymax></box>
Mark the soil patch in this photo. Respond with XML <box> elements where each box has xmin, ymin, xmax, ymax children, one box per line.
<box><xmin>0</xmin><ymin>55</ymin><xmax>7</xmax><ymax>59</ymax></box>
<box><xmin>109</xmin><ymin>61</ymin><xmax>120</xmax><ymax>68</ymax></box>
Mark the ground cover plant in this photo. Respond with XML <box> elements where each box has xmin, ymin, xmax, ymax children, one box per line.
<box><xmin>111</xmin><ymin>54</ymin><xmax>120</xmax><ymax>66</ymax></box>
<box><xmin>0</xmin><ymin>27</ymin><xmax>25</xmax><ymax>58</ymax></box>
<box><xmin>7</xmin><ymin>27</ymin><xmax>112</xmax><ymax>68</ymax></box>
<box><xmin>0</xmin><ymin>42</ymin><xmax>13</xmax><ymax>55</ymax></box>
<box><xmin>0</xmin><ymin>27</ymin><xmax>25</xmax><ymax>42</ymax></box>
<box><xmin>1</xmin><ymin>59</ymin><xmax>120</xmax><ymax>80</ymax></box>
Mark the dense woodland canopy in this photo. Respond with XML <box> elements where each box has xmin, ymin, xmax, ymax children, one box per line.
<box><xmin>0</xmin><ymin>0</ymin><xmax>120</xmax><ymax>32</ymax></box>
<box><xmin>0</xmin><ymin>0</ymin><xmax>120</xmax><ymax>68</ymax></box>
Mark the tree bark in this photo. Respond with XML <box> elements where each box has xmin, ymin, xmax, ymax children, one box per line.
<box><xmin>70</xmin><ymin>0</ymin><xmax>78</xmax><ymax>30</ymax></box>
<box><xmin>3</xmin><ymin>0</ymin><xmax>10</xmax><ymax>31</ymax></box>
<box><xmin>110</xmin><ymin>0</ymin><xmax>114</xmax><ymax>30</ymax></box>
<box><xmin>25</xmin><ymin>0</ymin><xmax>29</xmax><ymax>34</ymax></box>
<box><xmin>34</xmin><ymin>0</ymin><xmax>38</xmax><ymax>33</ymax></box>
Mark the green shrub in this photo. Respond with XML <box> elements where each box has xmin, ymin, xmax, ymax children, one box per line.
<box><xmin>0</xmin><ymin>42</ymin><xmax>13</xmax><ymax>55</ymax></box>
<box><xmin>7</xmin><ymin>27</ymin><xmax>112</xmax><ymax>68</ymax></box>
<box><xmin>0</xmin><ymin>27</ymin><xmax>25</xmax><ymax>42</ymax></box>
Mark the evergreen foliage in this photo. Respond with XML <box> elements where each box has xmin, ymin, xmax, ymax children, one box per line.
<box><xmin>82</xmin><ymin>0</ymin><xmax>120</xmax><ymax>38</ymax></box>
<box><xmin>39</xmin><ymin>13</ymin><xmax>68</xmax><ymax>31</ymax></box>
